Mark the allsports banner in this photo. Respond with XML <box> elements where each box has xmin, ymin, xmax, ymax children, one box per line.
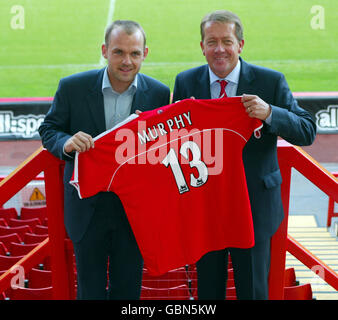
<box><xmin>0</xmin><ymin>94</ymin><xmax>337</xmax><ymax>140</ymax></box>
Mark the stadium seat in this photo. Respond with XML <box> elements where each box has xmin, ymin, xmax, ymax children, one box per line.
<box><xmin>0</xmin><ymin>233</ymin><xmax>23</xmax><ymax>248</ymax></box>
<box><xmin>36</xmin><ymin>256</ymin><xmax>52</xmax><ymax>271</ymax></box>
<box><xmin>0</xmin><ymin>225</ymin><xmax>32</xmax><ymax>239</ymax></box>
<box><xmin>0</xmin><ymin>218</ymin><xmax>8</xmax><ymax>227</ymax></box>
<box><xmin>284</xmin><ymin>283</ymin><xmax>313</xmax><ymax>300</ymax></box>
<box><xmin>0</xmin><ymin>208</ymin><xmax>18</xmax><ymax>223</ymax></box>
<box><xmin>6</xmin><ymin>286</ymin><xmax>53</xmax><ymax>300</ymax></box>
<box><xmin>9</xmin><ymin>242</ymin><xmax>39</xmax><ymax>256</ymax></box>
<box><xmin>0</xmin><ymin>254</ymin><xmax>24</xmax><ymax>270</ymax></box>
<box><xmin>284</xmin><ymin>268</ymin><xmax>298</xmax><ymax>287</ymax></box>
<box><xmin>20</xmin><ymin>207</ymin><xmax>47</xmax><ymax>221</ymax></box>
<box><xmin>27</xmin><ymin>268</ymin><xmax>52</xmax><ymax>288</ymax></box>
<box><xmin>33</xmin><ymin>224</ymin><xmax>48</xmax><ymax>235</ymax></box>
<box><xmin>140</xmin><ymin>284</ymin><xmax>191</xmax><ymax>300</ymax></box>
<box><xmin>23</xmin><ymin>233</ymin><xmax>48</xmax><ymax>244</ymax></box>
<box><xmin>9</xmin><ymin>218</ymin><xmax>41</xmax><ymax>230</ymax></box>
<box><xmin>142</xmin><ymin>267</ymin><xmax>189</xmax><ymax>288</ymax></box>
<box><xmin>0</xmin><ymin>242</ymin><xmax>8</xmax><ymax>256</ymax></box>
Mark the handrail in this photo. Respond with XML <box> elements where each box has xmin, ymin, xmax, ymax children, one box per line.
<box><xmin>268</xmin><ymin>140</ymin><xmax>338</xmax><ymax>299</ymax></box>
<box><xmin>287</xmin><ymin>235</ymin><xmax>338</xmax><ymax>291</ymax></box>
<box><xmin>0</xmin><ymin>148</ymin><xmax>70</xmax><ymax>299</ymax></box>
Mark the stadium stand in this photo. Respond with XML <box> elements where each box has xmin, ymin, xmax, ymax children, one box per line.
<box><xmin>6</xmin><ymin>286</ymin><xmax>53</xmax><ymax>300</ymax></box>
<box><xmin>0</xmin><ymin>208</ymin><xmax>18</xmax><ymax>223</ymax></box>
<box><xmin>8</xmin><ymin>242</ymin><xmax>39</xmax><ymax>256</ymax></box>
<box><xmin>20</xmin><ymin>207</ymin><xmax>47</xmax><ymax>222</ymax></box>
<box><xmin>284</xmin><ymin>268</ymin><xmax>298</xmax><ymax>287</ymax></box>
<box><xmin>0</xmin><ymin>218</ymin><xmax>8</xmax><ymax>227</ymax></box>
<box><xmin>9</xmin><ymin>218</ymin><xmax>41</xmax><ymax>230</ymax></box>
<box><xmin>0</xmin><ymin>234</ymin><xmax>23</xmax><ymax>248</ymax></box>
<box><xmin>284</xmin><ymin>283</ymin><xmax>313</xmax><ymax>300</ymax></box>
<box><xmin>0</xmin><ymin>142</ymin><xmax>337</xmax><ymax>300</ymax></box>
<box><xmin>33</xmin><ymin>225</ymin><xmax>48</xmax><ymax>235</ymax></box>
<box><xmin>23</xmin><ymin>233</ymin><xmax>48</xmax><ymax>244</ymax></box>
<box><xmin>141</xmin><ymin>284</ymin><xmax>191</xmax><ymax>300</ymax></box>
<box><xmin>0</xmin><ymin>242</ymin><xmax>8</xmax><ymax>256</ymax></box>
<box><xmin>26</xmin><ymin>268</ymin><xmax>52</xmax><ymax>288</ymax></box>
<box><xmin>0</xmin><ymin>225</ymin><xmax>32</xmax><ymax>239</ymax></box>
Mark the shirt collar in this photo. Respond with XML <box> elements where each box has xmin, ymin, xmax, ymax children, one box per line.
<box><xmin>209</xmin><ymin>59</ymin><xmax>241</xmax><ymax>85</ymax></box>
<box><xmin>102</xmin><ymin>67</ymin><xmax>138</xmax><ymax>94</ymax></box>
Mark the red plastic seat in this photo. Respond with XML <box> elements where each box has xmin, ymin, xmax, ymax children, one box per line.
<box><xmin>9</xmin><ymin>218</ymin><xmax>41</xmax><ymax>230</ymax></box>
<box><xmin>23</xmin><ymin>233</ymin><xmax>48</xmax><ymax>244</ymax></box>
<box><xmin>284</xmin><ymin>268</ymin><xmax>298</xmax><ymax>287</ymax></box>
<box><xmin>142</xmin><ymin>267</ymin><xmax>189</xmax><ymax>288</ymax></box>
<box><xmin>0</xmin><ymin>254</ymin><xmax>24</xmax><ymax>270</ymax></box>
<box><xmin>0</xmin><ymin>233</ymin><xmax>22</xmax><ymax>248</ymax></box>
<box><xmin>0</xmin><ymin>225</ymin><xmax>32</xmax><ymax>239</ymax></box>
<box><xmin>284</xmin><ymin>283</ymin><xmax>313</xmax><ymax>300</ymax></box>
<box><xmin>0</xmin><ymin>242</ymin><xmax>8</xmax><ymax>255</ymax></box>
<box><xmin>27</xmin><ymin>268</ymin><xmax>52</xmax><ymax>288</ymax></box>
<box><xmin>0</xmin><ymin>208</ymin><xmax>18</xmax><ymax>223</ymax></box>
<box><xmin>7</xmin><ymin>286</ymin><xmax>53</xmax><ymax>300</ymax></box>
<box><xmin>9</xmin><ymin>242</ymin><xmax>39</xmax><ymax>256</ymax></box>
<box><xmin>33</xmin><ymin>225</ymin><xmax>48</xmax><ymax>235</ymax></box>
<box><xmin>20</xmin><ymin>207</ymin><xmax>47</xmax><ymax>222</ymax></box>
<box><xmin>0</xmin><ymin>218</ymin><xmax>8</xmax><ymax>227</ymax></box>
<box><xmin>141</xmin><ymin>284</ymin><xmax>191</xmax><ymax>300</ymax></box>
<box><xmin>38</xmin><ymin>256</ymin><xmax>51</xmax><ymax>271</ymax></box>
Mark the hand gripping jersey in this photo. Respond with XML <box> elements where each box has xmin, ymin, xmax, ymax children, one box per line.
<box><xmin>70</xmin><ymin>97</ymin><xmax>263</xmax><ymax>275</ymax></box>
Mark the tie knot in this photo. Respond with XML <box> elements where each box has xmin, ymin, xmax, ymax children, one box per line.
<box><xmin>216</xmin><ymin>80</ymin><xmax>228</xmax><ymax>98</ymax></box>
<box><xmin>217</xmin><ymin>79</ymin><xmax>228</xmax><ymax>87</ymax></box>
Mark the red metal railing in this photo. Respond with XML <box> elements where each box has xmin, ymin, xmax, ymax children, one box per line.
<box><xmin>0</xmin><ymin>140</ymin><xmax>337</xmax><ymax>299</ymax></box>
<box><xmin>327</xmin><ymin>172</ymin><xmax>338</xmax><ymax>228</ymax></box>
<box><xmin>268</xmin><ymin>140</ymin><xmax>338</xmax><ymax>299</ymax></box>
<box><xmin>0</xmin><ymin>147</ymin><xmax>73</xmax><ymax>299</ymax></box>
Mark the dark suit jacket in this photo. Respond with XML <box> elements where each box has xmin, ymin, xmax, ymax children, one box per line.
<box><xmin>173</xmin><ymin>58</ymin><xmax>316</xmax><ymax>242</ymax></box>
<box><xmin>39</xmin><ymin>68</ymin><xmax>170</xmax><ymax>243</ymax></box>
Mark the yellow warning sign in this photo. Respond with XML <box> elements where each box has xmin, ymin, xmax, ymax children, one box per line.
<box><xmin>29</xmin><ymin>188</ymin><xmax>45</xmax><ymax>201</ymax></box>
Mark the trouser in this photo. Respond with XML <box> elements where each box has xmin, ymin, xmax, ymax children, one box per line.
<box><xmin>196</xmin><ymin>238</ymin><xmax>271</xmax><ymax>300</ymax></box>
<box><xmin>72</xmin><ymin>193</ymin><xmax>143</xmax><ymax>300</ymax></box>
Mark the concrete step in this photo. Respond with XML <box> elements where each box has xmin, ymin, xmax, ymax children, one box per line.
<box><xmin>286</xmin><ymin>215</ymin><xmax>338</xmax><ymax>300</ymax></box>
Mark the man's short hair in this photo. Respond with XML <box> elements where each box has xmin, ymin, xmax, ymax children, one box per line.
<box><xmin>105</xmin><ymin>20</ymin><xmax>147</xmax><ymax>48</ymax></box>
<box><xmin>200</xmin><ymin>10</ymin><xmax>244</xmax><ymax>42</ymax></box>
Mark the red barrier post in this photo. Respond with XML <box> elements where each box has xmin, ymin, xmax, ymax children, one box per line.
<box><xmin>268</xmin><ymin>140</ymin><xmax>292</xmax><ymax>299</ymax></box>
<box><xmin>43</xmin><ymin>152</ymin><xmax>70</xmax><ymax>299</ymax></box>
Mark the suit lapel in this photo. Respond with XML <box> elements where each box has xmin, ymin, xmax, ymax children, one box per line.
<box><xmin>236</xmin><ymin>57</ymin><xmax>255</xmax><ymax>95</ymax></box>
<box><xmin>197</xmin><ymin>65</ymin><xmax>211</xmax><ymax>99</ymax></box>
<box><xmin>130</xmin><ymin>74</ymin><xmax>149</xmax><ymax>113</ymax></box>
<box><xmin>86</xmin><ymin>68</ymin><xmax>106</xmax><ymax>134</ymax></box>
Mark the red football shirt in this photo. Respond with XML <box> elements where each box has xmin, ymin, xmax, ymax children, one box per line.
<box><xmin>70</xmin><ymin>97</ymin><xmax>263</xmax><ymax>275</ymax></box>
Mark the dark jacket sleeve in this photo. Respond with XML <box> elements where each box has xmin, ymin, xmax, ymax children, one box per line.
<box><xmin>38</xmin><ymin>79</ymin><xmax>73</xmax><ymax>160</ymax></box>
<box><xmin>268</xmin><ymin>73</ymin><xmax>317</xmax><ymax>146</ymax></box>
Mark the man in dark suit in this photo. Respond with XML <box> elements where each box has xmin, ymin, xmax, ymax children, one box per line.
<box><xmin>173</xmin><ymin>10</ymin><xmax>316</xmax><ymax>299</ymax></box>
<box><xmin>39</xmin><ymin>20</ymin><xmax>170</xmax><ymax>299</ymax></box>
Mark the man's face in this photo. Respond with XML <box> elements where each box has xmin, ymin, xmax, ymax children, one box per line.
<box><xmin>200</xmin><ymin>21</ymin><xmax>244</xmax><ymax>78</ymax></box>
<box><xmin>102</xmin><ymin>27</ymin><xmax>148</xmax><ymax>92</ymax></box>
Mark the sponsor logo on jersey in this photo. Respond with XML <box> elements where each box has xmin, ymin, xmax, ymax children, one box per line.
<box><xmin>0</xmin><ymin>111</ymin><xmax>45</xmax><ymax>138</ymax></box>
<box><xmin>316</xmin><ymin>105</ymin><xmax>338</xmax><ymax>131</ymax></box>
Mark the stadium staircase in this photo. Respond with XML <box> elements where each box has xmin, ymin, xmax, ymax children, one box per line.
<box><xmin>287</xmin><ymin>215</ymin><xmax>338</xmax><ymax>300</ymax></box>
<box><xmin>0</xmin><ymin>140</ymin><xmax>337</xmax><ymax>300</ymax></box>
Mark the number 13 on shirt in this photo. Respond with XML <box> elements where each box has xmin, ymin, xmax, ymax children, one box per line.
<box><xmin>161</xmin><ymin>141</ymin><xmax>209</xmax><ymax>194</ymax></box>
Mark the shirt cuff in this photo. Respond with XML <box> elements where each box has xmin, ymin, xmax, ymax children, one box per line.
<box><xmin>264</xmin><ymin>106</ymin><xmax>272</xmax><ymax>125</ymax></box>
<box><xmin>63</xmin><ymin>144</ymin><xmax>75</xmax><ymax>159</ymax></box>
